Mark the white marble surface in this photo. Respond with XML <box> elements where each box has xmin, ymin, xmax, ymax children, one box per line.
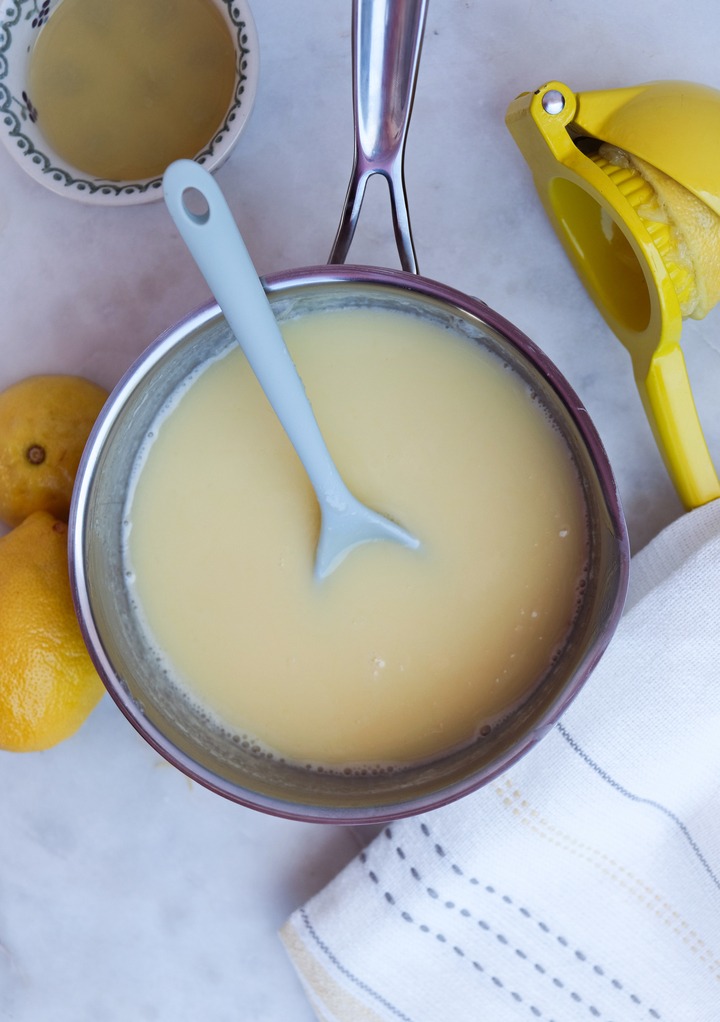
<box><xmin>1</xmin><ymin>1</ymin><xmax>719</xmax><ymax>1018</ymax></box>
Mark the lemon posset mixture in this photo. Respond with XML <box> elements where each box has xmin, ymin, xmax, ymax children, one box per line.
<box><xmin>28</xmin><ymin>0</ymin><xmax>236</xmax><ymax>180</ymax></box>
<box><xmin>126</xmin><ymin>307</ymin><xmax>589</xmax><ymax>770</ymax></box>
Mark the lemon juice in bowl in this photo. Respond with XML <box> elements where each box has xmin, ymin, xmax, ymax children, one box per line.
<box><xmin>27</xmin><ymin>0</ymin><xmax>237</xmax><ymax>182</ymax></box>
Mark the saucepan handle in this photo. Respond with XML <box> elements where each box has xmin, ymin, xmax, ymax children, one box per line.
<box><xmin>328</xmin><ymin>0</ymin><xmax>429</xmax><ymax>273</ymax></box>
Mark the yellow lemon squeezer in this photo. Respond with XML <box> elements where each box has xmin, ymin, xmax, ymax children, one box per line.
<box><xmin>506</xmin><ymin>79</ymin><xmax>720</xmax><ymax>510</ymax></box>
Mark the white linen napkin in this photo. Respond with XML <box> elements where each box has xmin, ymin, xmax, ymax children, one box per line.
<box><xmin>281</xmin><ymin>499</ymin><xmax>720</xmax><ymax>1022</ymax></box>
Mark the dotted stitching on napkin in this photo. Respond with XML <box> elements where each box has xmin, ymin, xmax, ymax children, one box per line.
<box><xmin>392</xmin><ymin>900</ymin><xmax>555</xmax><ymax>1021</ymax></box>
<box><xmin>299</xmin><ymin>907</ymin><xmax>416</xmax><ymax>1021</ymax></box>
<box><xmin>370</xmin><ymin>844</ymin><xmax>584</xmax><ymax>1021</ymax></box>
<box><xmin>382</xmin><ymin>826</ymin><xmax>662</xmax><ymax>1021</ymax></box>
<box><xmin>435</xmin><ymin>823</ymin><xmax>662</xmax><ymax>1020</ymax></box>
<box><xmin>494</xmin><ymin>773</ymin><xmax>720</xmax><ymax>979</ymax></box>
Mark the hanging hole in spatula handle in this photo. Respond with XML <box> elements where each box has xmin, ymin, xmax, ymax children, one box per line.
<box><xmin>178</xmin><ymin>186</ymin><xmax>211</xmax><ymax>224</ymax></box>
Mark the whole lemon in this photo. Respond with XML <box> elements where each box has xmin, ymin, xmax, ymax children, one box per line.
<box><xmin>0</xmin><ymin>511</ymin><xmax>104</xmax><ymax>752</ymax></box>
<box><xmin>0</xmin><ymin>374</ymin><xmax>108</xmax><ymax>528</ymax></box>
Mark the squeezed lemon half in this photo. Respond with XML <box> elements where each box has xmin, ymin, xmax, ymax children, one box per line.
<box><xmin>596</xmin><ymin>143</ymin><xmax>720</xmax><ymax>320</ymax></box>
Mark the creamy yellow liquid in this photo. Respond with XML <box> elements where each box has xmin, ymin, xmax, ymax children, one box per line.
<box><xmin>28</xmin><ymin>0</ymin><xmax>236</xmax><ymax>180</ymax></box>
<box><xmin>125</xmin><ymin>307</ymin><xmax>588</xmax><ymax>769</ymax></box>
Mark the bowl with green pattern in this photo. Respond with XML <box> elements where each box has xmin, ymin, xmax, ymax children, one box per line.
<box><xmin>0</xmin><ymin>0</ymin><xmax>259</xmax><ymax>205</ymax></box>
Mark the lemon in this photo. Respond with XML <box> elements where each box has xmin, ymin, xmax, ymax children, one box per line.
<box><xmin>598</xmin><ymin>143</ymin><xmax>720</xmax><ymax>319</ymax></box>
<box><xmin>0</xmin><ymin>511</ymin><xmax>104</xmax><ymax>752</ymax></box>
<box><xmin>0</xmin><ymin>374</ymin><xmax>108</xmax><ymax>528</ymax></box>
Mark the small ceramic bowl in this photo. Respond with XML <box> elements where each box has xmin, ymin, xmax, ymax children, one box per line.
<box><xmin>0</xmin><ymin>0</ymin><xmax>259</xmax><ymax>205</ymax></box>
